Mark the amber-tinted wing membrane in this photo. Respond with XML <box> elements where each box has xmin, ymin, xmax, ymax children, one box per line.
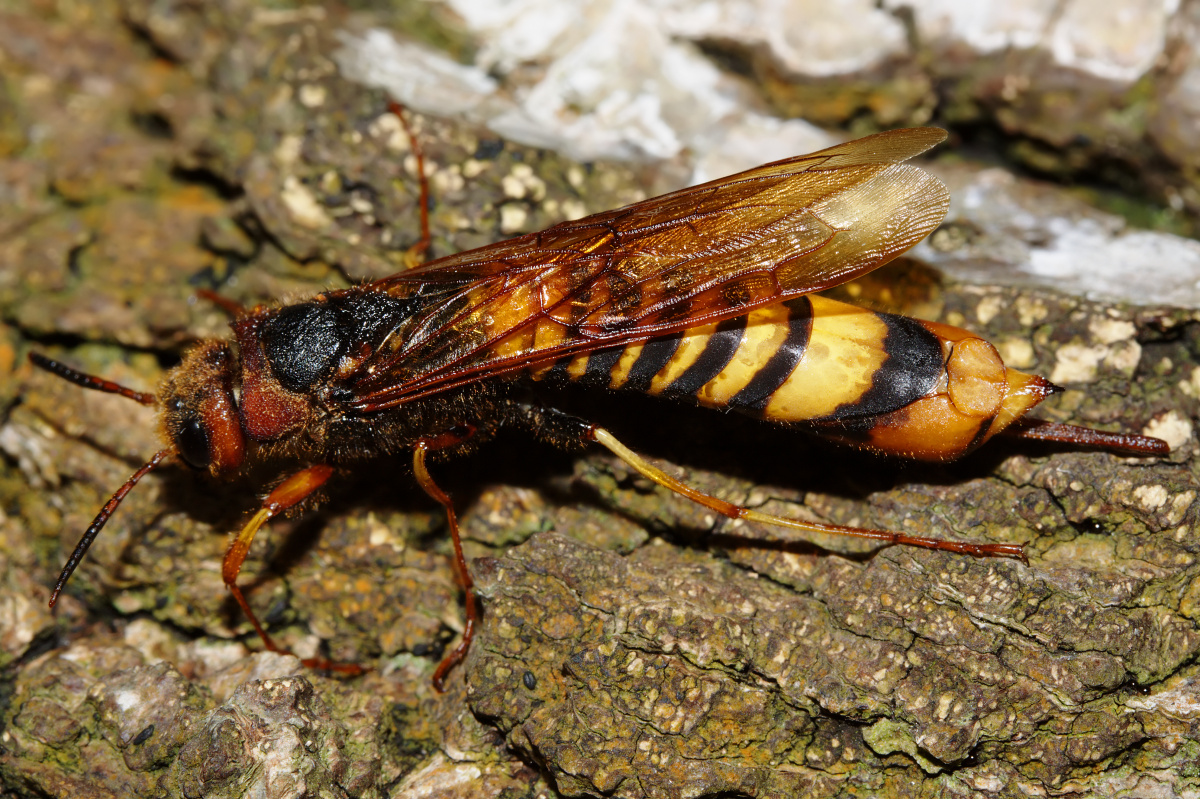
<box><xmin>350</xmin><ymin>127</ymin><xmax>950</xmax><ymax>410</ymax></box>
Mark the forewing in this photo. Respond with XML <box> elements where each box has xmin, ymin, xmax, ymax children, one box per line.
<box><xmin>350</xmin><ymin>127</ymin><xmax>950</xmax><ymax>410</ymax></box>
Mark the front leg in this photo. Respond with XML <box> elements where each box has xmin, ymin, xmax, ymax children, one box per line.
<box><xmin>222</xmin><ymin>464</ymin><xmax>350</xmax><ymax>668</ymax></box>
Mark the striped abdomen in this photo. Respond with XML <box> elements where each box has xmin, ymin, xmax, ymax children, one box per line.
<box><xmin>530</xmin><ymin>295</ymin><xmax>1055</xmax><ymax>461</ymax></box>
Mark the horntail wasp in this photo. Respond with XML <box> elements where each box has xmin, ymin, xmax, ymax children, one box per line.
<box><xmin>31</xmin><ymin>123</ymin><xmax>1168</xmax><ymax>689</ymax></box>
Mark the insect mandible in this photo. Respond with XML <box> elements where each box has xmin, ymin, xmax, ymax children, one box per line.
<box><xmin>30</xmin><ymin>125</ymin><xmax>1169</xmax><ymax>689</ymax></box>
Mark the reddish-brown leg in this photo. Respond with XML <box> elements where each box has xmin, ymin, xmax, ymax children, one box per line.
<box><xmin>388</xmin><ymin>101</ymin><xmax>432</xmax><ymax>267</ymax></box>
<box><xmin>410</xmin><ymin>426</ymin><xmax>478</xmax><ymax>691</ymax></box>
<box><xmin>194</xmin><ymin>288</ymin><xmax>251</xmax><ymax>318</ymax></box>
<box><xmin>1002</xmin><ymin>418</ymin><xmax>1169</xmax><ymax>456</ymax></box>
<box><xmin>220</xmin><ymin>464</ymin><xmax>360</xmax><ymax>672</ymax></box>
<box><xmin>588</xmin><ymin>426</ymin><xmax>1029</xmax><ymax>563</ymax></box>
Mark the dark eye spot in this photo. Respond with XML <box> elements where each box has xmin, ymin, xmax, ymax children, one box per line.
<box><xmin>176</xmin><ymin>416</ymin><xmax>211</xmax><ymax>470</ymax></box>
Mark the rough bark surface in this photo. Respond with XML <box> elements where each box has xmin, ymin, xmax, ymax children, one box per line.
<box><xmin>0</xmin><ymin>2</ymin><xmax>1197</xmax><ymax>798</ymax></box>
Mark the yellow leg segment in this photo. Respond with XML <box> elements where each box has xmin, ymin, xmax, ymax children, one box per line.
<box><xmin>219</xmin><ymin>464</ymin><xmax>359</xmax><ymax>673</ymax></box>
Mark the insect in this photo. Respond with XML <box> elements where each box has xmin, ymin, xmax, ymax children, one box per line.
<box><xmin>30</xmin><ymin>126</ymin><xmax>1168</xmax><ymax>689</ymax></box>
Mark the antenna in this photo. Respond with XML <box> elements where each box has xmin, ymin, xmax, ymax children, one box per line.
<box><xmin>29</xmin><ymin>353</ymin><xmax>157</xmax><ymax>406</ymax></box>
<box><xmin>49</xmin><ymin>450</ymin><xmax>169</xmax><ymax>607</ymax></box>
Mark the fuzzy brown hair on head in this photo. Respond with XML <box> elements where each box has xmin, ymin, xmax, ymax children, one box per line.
<box><xmin>157</xmin><ymin>341</ymin><xmax>247</xmax><ymax>476</ymax></box>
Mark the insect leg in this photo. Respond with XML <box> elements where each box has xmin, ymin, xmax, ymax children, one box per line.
<box><xmin>1001</xmin><ymin>418</ymin><xmax>1169</xmax><ymax>456</ymax></box>
<box><xmin>194</xmin><ymin>288</ymin><xmax>250</xmax><ymax>318</ymax></box>
<box><xmin>221</xmin><ymin>464</ymin><xmax>353</xmax><ymax>669</ymax></box>
<box><xmin>410</xmin><ymin>425</ymin><xmax>478</xmax><ymax>691</ymax></box>
<box><xmin>585</xmin><ymin>425</ymin><xmax>1028</xmax><ymax>563</ymax></box>
<box><xmin>388</xmin><ymin>101</ymin><xmax>432</xmax><ymax>267</ymax></box>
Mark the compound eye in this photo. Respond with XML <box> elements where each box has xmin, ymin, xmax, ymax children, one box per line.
<box><xmin>176</xmin><ymin>416</ymin><xmax>212</xmax><ymax>471</ymax></box>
